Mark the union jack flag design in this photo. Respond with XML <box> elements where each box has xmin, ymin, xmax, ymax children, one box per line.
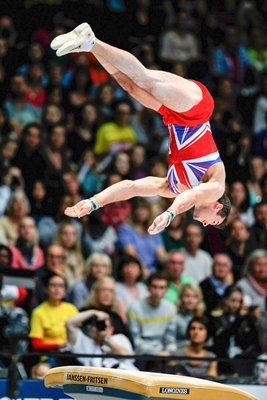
<box><xmin>167</xmin><ymin>121</ymin><xmax>221</xmax><ymax>194</ymax></box>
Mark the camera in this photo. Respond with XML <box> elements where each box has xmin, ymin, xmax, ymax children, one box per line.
<box><xmin>88</xmin><ymin>315</ymin><xmax>108</xmax><ymax>331</ymax></box>
<box><xmin>94</xmin><ymin>318</ymin><xmax>107</xmax><ymax>331</ymax></box>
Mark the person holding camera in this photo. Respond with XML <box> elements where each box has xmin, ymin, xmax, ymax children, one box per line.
<box><xmin>66</xmin><ymin>309</ymin><xmax>138</xmax><ymax>370</ymax></box>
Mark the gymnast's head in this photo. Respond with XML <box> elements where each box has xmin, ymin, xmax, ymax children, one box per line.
<box><xmin>193</xmin><ymin>193</ymin><xmax>231</xmax><ymax>229</ymax></box>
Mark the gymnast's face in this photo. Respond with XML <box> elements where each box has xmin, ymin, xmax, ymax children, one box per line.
<box><xmin>193</xmin><ymin>202</ymin><xmax>224</xmax><ymax>227</ymax></box>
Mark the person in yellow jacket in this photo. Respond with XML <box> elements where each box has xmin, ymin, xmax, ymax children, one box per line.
<box><xmin>29</xmin><ymin>273</ymin><xmax>78</xmax><ymax>351</ymax></box>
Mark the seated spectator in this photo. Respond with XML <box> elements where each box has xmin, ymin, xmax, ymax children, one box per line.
<box><xmin>164</xmin><ymin>250</ymin><xmax>194</xmax><ymax>305</ymax></box>
<box><xmin>0</xmin><ymin>189</ymin><xmax>30</xmax><ymax>246</ymax></box>
<box><xmin>200</xmin><ymin>253</ymin><xmax>233</xmax><ymax>314</ymax></box>
<box><xmin>41</xmin><ymin>103</ymin><xmax>65</xmax><ymax>132</ymax></box>
<box><xmin>82</xmin><ymin>276</ymin><xmax>128</xmax><ymax>330</ymax></box>
<box><xmin>0</xmin><ymin>138</ymin><xmax>18</xmax><ymax>177</ymax></box>
<box><xmin>71</xmin><ymin>252</ymin><xmax>112</xmax><ymax>309</ymax></box>
<box><xmin>4</xmin><ymin>74</ymin><xmax>41</xmax><ymax>135</ymax></box>
<box><xmin>66</xmin><ymin>309</ymin><xmax>137</xmax><ymax>370</ymax></box>
<box><xmin>226</xmin><ymin>219</ymin><xmax>255</xmax><ymax>281</ymax></box>
<box><xmin>77</xmin><ymin>150</ymin><xmax>102</xmax><ymax>197</ymax></box>
<box><xmin>209</xmin><ymin>286</ymin><xmax>261</xmax><ymax>375</ymax></box>
<box><xmin>29</xmin><ymin>180</ymin><xmax>52</xmax><ymax>221</ymax></box>
<box><xmin>161</xmin><ymin>212</ymin><xmax>185</xmax><ymax>252</ymax></box>
<box><xmin>62</xmin><ymin>171</ymin><xmax>84</xmax><ymax>210</ymax></box>
<box><xmin>228</xmin><ymin>181</ymin><xmax>255</xmax><ymax>227</ymax></box>
<box><xmin>115</xmin><ymin>254</ymin><xmax>148</xmax><ymax>311</ymax></box>
<box><xmin>250</xmin><ymin>201</ymin><xmax>267</xmax><ymax>250</ymax></box>
<box><xmin>81</xmin><ymin>209</ymin><xmax>118</xmax><ymax>258</ymax></box>
<box><xmin>10</xmin><ymin>216</ymin><xmax>44</xmax><ymax>270</ymax></box>
<box><xmin>252</xmin><ymin>75</ymin><xmax>267</xmax><ymax>158</ymax></box>
<box><xmin>0</xmin><ymin>244</ymin><xmax>27</xmax><ymax>307</ymax></box>
<box><xmin>29</xmin><ymin>273</ymin><xmax>78</xmax><ymax>352</ymax></box>
<box><xmin>174</xmin><ymin>284</ymin><xmax>205</xmax><ymax>348</ymax></box>
<box><xmin>67</xmin><ymin>102</ymin><xmax>99</xmax><ymax>164</ymax></box>
<box><xmin>212</xmin><ymin>23</ymin><xmax>253</xmax><ymax>84</ymax></box>
<box><xmin>54</xmin><ymin>221</ymin><xmax>85</xmax><ymax>289</ymax></box>
<box><xmin>12</xmin><ymin>123</ymin><xmax>46</xmax><ymax>197</ymax></box>
<box><xmin>182</xmin><ymin>223</ymin><xmax>213</xmax><ymax>283</ymax></box>
<box><xmin>159</xmin><ymin>10</ymin><xmax>199</xmax><ymax>66</ymax></box>
<box><xmin>169</xmin><ymin>316</ymin><xmax>217</xmax><ymax>379</ymax></box>
<box><xmin>246</xmin><ymin>156</ymin><xmax>267</xmax><ymax>204</ymax></box>
<box><xmin>24</xmin><ymin>62</ymin><xmax>46</xmax><ymax>109</ymax></box>
<box><xmin>101</xmin><ymin>173</ymin><xmax>132</xmax><ymax>229</ymax></box>
<box><xmin>117</xmin><ymin>198</ymin><xmax>167</xmax><ymax>275</ymax></box>
<box><xmin>129</xmin><ymin>144</ymin><xmax>147</xmax><ymax>180</ymax></box>
<box><xmin>127</xmin><ymin>272</ymin><xmax>177</xmax><ymax>356</ymax></box>
<box><xmin>94</xmin><ymin>99</ymin><xmax>137</xmax><ymax>156</ymax></box>
<box><xmin>42</xmin><ymin>123</ymin><xmax>72</xmax><ymax>215</ymax></box>
<box><xmin>237</xmin><ymin>249</ymin><xmax>267</xmax><ymax>311</ymax></box>
<box><xmin>34</xmin><ymin>244</ymin><xmax>69</xmax><ymax>304</ymax></box>
<box><xmin>31</xmin><ymin>362</ymin><xmax>51</xmax><ymax>379</ymax></box>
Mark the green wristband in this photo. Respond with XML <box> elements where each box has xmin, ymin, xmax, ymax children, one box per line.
<box><xmin>165</xmin><ymin>210</ymin><xmax>176</xmax><ymax>227</ymax></box>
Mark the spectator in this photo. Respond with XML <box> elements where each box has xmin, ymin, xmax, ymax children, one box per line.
<box><xmin>24</xmin><ymin>62</ymin><xmax>46</xmax><ymax>109</ymax></box>
<box><xmin>161</xmin><ymin>212</ymin><xmax>185</xmax><ymax>252</ymax></box>
<box><xmin>66</xmin><ymin>309</ymin><xmax>137</xmax><ymax>369</ymax></box>
<box><xmin>117</xmin><ymin>198</ymin><xmax>167</xmax><ymax>275</ymax></box>
<box><xmin>253</xmin><ymin>74</ymin><xmax>267</xmax><ymax>157</ymax></box>
<box><xmin>67</xmin><ymin>101</ymin><xmax>99</xmax><ymax>163</ymax></box>
<box><xmin>82</xmin><ymin>276</ymin><xmax>127</xmax><ymax>328</ymax></box>
<box><xmin>29</xmin><ymin>273</ymin><xmax>78</xmax><ymax>352</ymax></box>
<box><xmin>0</xmin><ymin>138</ymin><xmax>18</xmax><ymax>176</ymax></box>
<box><xmin>164</xmin><ymin>250</ymin><xmax>194</xmax><ymax>305</ymax></box>
<box><xmin>0</xmin><ymin>244</ymin><xmax>28</xmax><ymax>308</ymax></box>
<box><xmin>94</xmin><ymin>99</ymin><xmax>137</xmax><ymax>156</ymax></box>
<box><xmin>34</xmin><ymin>244</ymin><xmax>68</xmax><ymax>304</ymax></box>
<box><xmin>169</xmin><ymin>316</ymin><xmax>217</xmax><ymax>379</ymax></box>
<box><xmin>54</xmin><ymin>221</ymin><xmax>85</xmax><ymax>289</ymax></box>
<box><xmin>200</xmin><ymin>253</ymin><xmax>233</xmax><ymax>314</ymax></box>
<box><xmin>246</xmin><ymin>156</ymin><xmax>267</xmax><ymax>205</ymax></box>
<box><xmin>212</xmin><ymin>24</ymin><xmax>253</xmax><ymax>84</ymax></box>
<box><xmin>228</xmin><ymin>181</ymin><xmax>254</xmax><ymax>227</ymax></box>
<box><xmin>31</xmin><ymin>362</ymin><xmax>51</xmax><ymax>379</ymax></box>
<box><xmin>12</xmin><ymin>123</ymin><xmax>45</xmax><ymax>196</ymax></box>
<box><xmin>115</xmin><ymin>254</ymin><xmax>148</xmax><ymax>311</ymax></box>
<box><xmin>237</xmin><ymin>249</ymin><xmax>267</xmax><ymax>311</ymax></box>
<box><xmin>77</xmin><ymin>150</ymin><xmax>102</xmax><ymax>197</ymax></box>
<box><xmin>71</xmin><ymin>252</ymin><xmax>112</xmax><ymax>309</ymax></box>
<box><xmin>209</xmin><ymin>285</ymin><xmax>261</xmax><ymax>375</ymax></box>
<box><xmin>182</xmin><ymin>223</ymin><xmax>213</xmax><ymax>283</ymax></box>
<box><xmin>10</xmin><ymin>216</ymin><xmax>44</xmax><ymax>270</ymax></box>
<box><xmin>42</xmin><ymin>123</ymin><xmax>71</xmax><ymax>215</ymax></box>
<box><xmin>4</xmin><ymin>74</ymin><xmax>40</xmax><ymax>135</ymax></box>
<box><xmin>226</xmin><ymin>219</ymin><xmax>255</xmax><ymax>281</ymax></box>
<box><xmin>159</xmin><ymin>10</ymin><xmax>199</xmax><ymax>66</ymax></box>
<box><xmin>81</xmin><ymin>209</ymin><xmax>118</xmax><ymax>258</ymax></box>
<box><xmin>41</xmin><ymin>103</ymin><xmax>65</xmax><ymax>132</ymax></box>
<box><xmin>174</xmin><ymin>283</ymin><xmax>205</xmax><ymax>348</ymax></box>
<box><xmin>0</xmin><ymin>189</ymin><xmax>30</xmax><ymax>246</ymax></box>
<box><xmin>127</xmin><ymin>272</ymin><xmax>177</xmax><ymax>356</ymax></box>
<box><xmin>250</xmin><ymin>201</ymin><xmax>267</xmax><ymax>250</ymax></box>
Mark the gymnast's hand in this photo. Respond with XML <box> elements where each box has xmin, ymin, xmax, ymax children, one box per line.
<box><xmin>148</xmin><ymin>212</ymin><xmax>170</xmax><ymax>235</ymax></box>
<box><xmin>50</xmin><ymin>22</ymin><xmax>96</xmax><ymax>56</ymax></box>
<box><xmin>64</xmin><ymin>199</ymin><xmax>92</xmax><ymax>218</ymax></box>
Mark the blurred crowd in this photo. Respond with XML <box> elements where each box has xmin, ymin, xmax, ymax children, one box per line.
<box><xmin>0</xmin><ymin>0</ymin><xmax>267</xmax><ymax>384</ymax></box>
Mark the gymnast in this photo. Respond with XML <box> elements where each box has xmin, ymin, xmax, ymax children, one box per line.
<box><xmin>50</xmin><ymin>23</ymin><xmax>231</xmax><ymax>234</ymax></box>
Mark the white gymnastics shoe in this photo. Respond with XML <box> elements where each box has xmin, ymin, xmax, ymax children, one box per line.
<box><xmin>50</xmin><ymin>22</ymin><xmax>96</xmax><ymax>56</ymax></box>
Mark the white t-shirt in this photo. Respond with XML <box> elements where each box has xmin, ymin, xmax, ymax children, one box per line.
<box><xmin>68</xmin><ymin>330</ymin><xmax>138</xmax><ymax>370</ymax></box>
